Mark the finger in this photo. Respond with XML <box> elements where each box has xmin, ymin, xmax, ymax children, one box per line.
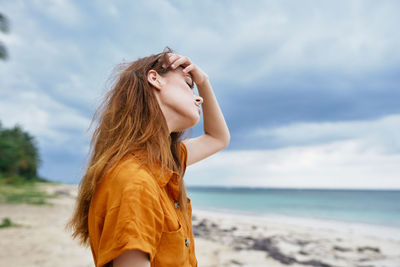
<box><xmin>171</xmin><ymin>56</ymin><xmax>190</xmax><ymax>69</ymax></box>
<box><xmin>167</xmin><ymin>53</ymin><xmax>179</xmax><ymax>65</ymax></box>
<box><xmin>162</xmin><ymin>53</ymin><xmax>178</xmax><ymax>68</ymax></box>
<box><xmin>182</xmin><ymin>64</ymin><xmax>195</xmax><ymax>73</ymax></box>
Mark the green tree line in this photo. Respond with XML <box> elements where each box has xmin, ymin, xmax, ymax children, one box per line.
<box><xmin>0</xmin><ymin>121</ymin><xmax>42</xmax><ymax>180</ymax></box>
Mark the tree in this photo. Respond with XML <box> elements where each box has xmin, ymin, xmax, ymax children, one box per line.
<box><xmin>0</xmin><ymin>13</ymin><xmax>9</xmax><ymax>60</ymax></box>
<box><xmin>0</xmin><ymin>122</ymin><xmax>41</xmax><ymax>180</ymax></box>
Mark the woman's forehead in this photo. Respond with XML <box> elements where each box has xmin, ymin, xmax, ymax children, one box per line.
<box><xmin>169</xmin><ymin>66</ymin><xmax>192</xmax><ymax>80</ymax></box>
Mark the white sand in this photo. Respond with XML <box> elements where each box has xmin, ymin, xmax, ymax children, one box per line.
<box><xmin>0</xmin><ymin>183</ymin><xmax>399</xmax><ymax>267</ymax></box>
<box><xmin>192</xmin><ymin>209</ymin><xmax>400</xmax><ymax>266</ymax></box>
<box><xmin>0</xmin><ymin>184</ymin><xmax>92</xmax><ymax>267</ymax></box>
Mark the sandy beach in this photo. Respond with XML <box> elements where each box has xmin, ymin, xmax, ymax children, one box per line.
<box><xmin>1</xmin><ymin>183</ymin><xmax>400</xmax><ymax>267</ymax></box>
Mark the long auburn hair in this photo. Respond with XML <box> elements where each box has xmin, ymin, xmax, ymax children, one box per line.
<box><xmin>66</xmin><ymin>47</ymin><xmax>190</xmax><ymax>246</ymax></box>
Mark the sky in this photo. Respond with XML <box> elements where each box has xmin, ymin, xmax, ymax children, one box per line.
<box><xmin>1</xmin><ymin>0</ymin><xmax>399</xmax><ymax>189</ymax></box>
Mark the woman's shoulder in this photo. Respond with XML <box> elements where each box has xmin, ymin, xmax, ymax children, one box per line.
<box><xmin>92</xmin><ymin>154</ymin><xmax>161</xmax><ymax>212</ymax></box>
<box><xmin>101</xmin><ymin>155</ymin><xmax>160</xmax><ymax>194</ymax></box>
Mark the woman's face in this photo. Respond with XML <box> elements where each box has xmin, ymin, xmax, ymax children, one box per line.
<box><xmin>151</xmin><ymin>67</ymin><xmax>203</xmax><ymax>132</ymax></box>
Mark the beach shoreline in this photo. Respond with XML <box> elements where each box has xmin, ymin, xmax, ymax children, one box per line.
<box><xmin>1</xmin><ymin>183</ymin><xmax>399</xmax><ymax>266</ymax></box>
<box><xmin>192</xmin><ymin>207</ymin><xmax>400</xmax><ymax>242</ymax></box>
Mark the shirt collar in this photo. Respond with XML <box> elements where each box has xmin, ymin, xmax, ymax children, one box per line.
<box><xmin>131</xmin><ymin>150</ymin><xmax>182</xmax><ymax>200</ymax></box>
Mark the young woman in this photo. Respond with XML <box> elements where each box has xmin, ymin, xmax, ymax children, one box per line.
<box><xmin>67</xmin><ymin>48</ymin><xmax>230</xmax><ymax>267</ymax></box>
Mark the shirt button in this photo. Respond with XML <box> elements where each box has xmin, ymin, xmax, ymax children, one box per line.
<box><xmin>185</xmin><ymin>238</ymin><xmax>190</xmax><ymax>247</ymax></box>
<box><xmin>174</xmin><ymin>201</ymin><xmax>180</xmax><ymax>209</ymax></box>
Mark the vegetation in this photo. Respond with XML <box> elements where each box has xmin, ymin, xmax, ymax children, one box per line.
<box><xmin>0</xmin><ymin>217</ymin><xmax>20</xmax><ymax>228</ymax></box>
<box><xmin>0</xmin><ymin>122</ymin><xmax>41</xmax><ymax>180</ymax></box>
<box><xmin>0</xmin><ymin>179</ymin><xmax>57</xmax><ymax>205</ymax></box>
<box><xmin>0</xmin><ymin>121</ymin><xmax>56</xmax><ymax>205</ymax></box>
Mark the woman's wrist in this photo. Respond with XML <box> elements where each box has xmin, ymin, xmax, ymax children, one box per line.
<box><xmin>196</xmin><ymin>75</ymin><xmax>210</xmax><ymax>89</ymax></box>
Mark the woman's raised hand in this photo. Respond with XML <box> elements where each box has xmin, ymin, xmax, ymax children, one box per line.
<box><xmin>163</xmin><ymin>53</ymin><xmax>209</xmax><ymax>87</ymax></box>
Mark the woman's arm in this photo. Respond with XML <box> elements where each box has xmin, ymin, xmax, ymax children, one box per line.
<box><xmin>112</xmin><ymin>250</ymin><xmax>150</xmax><ymax>267</ymax></box>
<box><xmin>166</xmin><ymin>53</ymin><xmax>230</xmax><ymax>165</ymax></box>
<box><xmin>183</xmin><ymin>77</ymin><xmax>230</xmax><ymax>165</ymax></box>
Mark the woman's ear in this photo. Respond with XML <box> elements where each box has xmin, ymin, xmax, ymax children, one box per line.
<box><xmin>147</xmin><ymin>70</ymin><xmax>163</xmax><ymax>91</ymax></box>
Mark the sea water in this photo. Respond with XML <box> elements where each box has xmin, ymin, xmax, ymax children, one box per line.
<box><xmin>187</xmin><ymin>187</ymin><xmax>400</xmax><ymax>229</ymax></box>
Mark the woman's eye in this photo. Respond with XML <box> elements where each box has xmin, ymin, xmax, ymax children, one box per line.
<box><xmin>186</xmin><ymin>82</ymin><xmax>194</xmax><ymax>89</ymax></box>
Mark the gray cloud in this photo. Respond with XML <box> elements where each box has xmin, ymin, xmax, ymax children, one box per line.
<box><xmin>1</xmin><ymin>0</ymin><xmax>399</xmax><ymax>184</ymax></box>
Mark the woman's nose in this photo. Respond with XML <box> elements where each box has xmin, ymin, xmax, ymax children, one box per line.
<box><xmin>195</xmin><ymin>96</ymin><xmax>203</xmax><ymax>105</ymax></box>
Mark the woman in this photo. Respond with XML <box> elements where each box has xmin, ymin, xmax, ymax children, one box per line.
<box><xmin>67</xmin><ymin>48</ymin><xmax>230</xmax><ymax>267</ymax></box>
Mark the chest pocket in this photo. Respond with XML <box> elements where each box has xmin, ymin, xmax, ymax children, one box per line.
<box><xmin>153</xmin><ymin>222</ymin><xmax>189</xmax><ymax>267</ymax></box>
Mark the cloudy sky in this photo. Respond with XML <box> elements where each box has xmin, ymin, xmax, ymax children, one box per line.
<box><xmin>1</xmin><ymin>0</ymin><xmax>399</xmax><ymax>189</ymax></box>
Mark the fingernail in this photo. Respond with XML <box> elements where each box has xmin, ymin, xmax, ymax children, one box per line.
<box><xmin>171</xmin><ymin>64</ymin><xmax>175</xmax><ymax>68</ymax></box>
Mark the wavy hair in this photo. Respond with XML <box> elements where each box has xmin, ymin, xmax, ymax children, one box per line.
<box><xmin>66</xmin><ymin>47</ymin><xmax>190</xmax><ymax>246</ymax></box>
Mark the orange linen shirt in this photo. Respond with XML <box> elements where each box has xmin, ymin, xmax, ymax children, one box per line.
<box><xmin>88</xmin><ymin>143</ymin><xmax>197</xmax><ymax>267</ymax></box>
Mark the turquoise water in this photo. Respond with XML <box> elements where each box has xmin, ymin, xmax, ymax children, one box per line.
<box><xmin>187</xmin><ymin>187</ymin><xmax>400</xmax><ymax>229</ymax></box>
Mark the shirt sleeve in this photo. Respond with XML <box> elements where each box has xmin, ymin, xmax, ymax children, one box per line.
<box><xmin>97</xmin><ymin>184</ymin><xmax>164</xmax><ymax>266</ymax></box>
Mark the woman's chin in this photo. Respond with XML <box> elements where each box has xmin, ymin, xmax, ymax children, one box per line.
<box><xmin>192</xmin><ymin>114</ymin><xmax>201</xmax><ymax>126</ymax></box>
<box><xmin>177</xmin><ymin>116</ymin><xmax>200</xmax><ymax>131</ymax></box>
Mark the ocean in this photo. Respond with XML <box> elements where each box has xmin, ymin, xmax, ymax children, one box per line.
<box><xmin>186</xmin><ymin>187</ymin><xmax>400</xmax><ymax>229</ymax></box>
